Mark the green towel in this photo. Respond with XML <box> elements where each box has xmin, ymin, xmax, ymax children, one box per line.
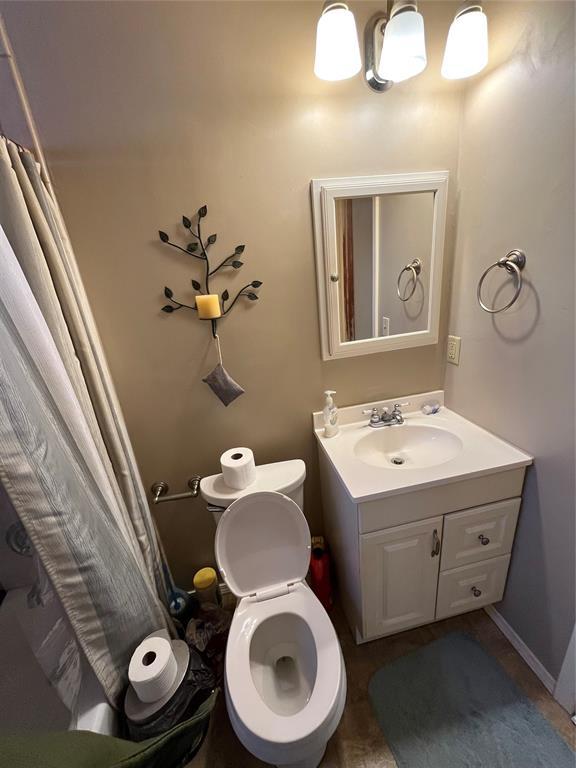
<box><xmin>0</xmin><ymin>690</ymin><xmax>217</xmax><ymax>768</ymax></box>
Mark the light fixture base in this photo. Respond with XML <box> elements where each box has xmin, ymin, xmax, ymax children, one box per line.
<box><xmin>321</xmin><ymin>1</ymin><xmax>349</xmax><ymax>12</ymax></box>
<box><xmin>390</xmin><ymin>0</ymin><xmax>418</xmax><ymax>17</ymax></box>
<box><xmin>456</xmin><ymin>2</ymin><xmax>483</xmax><ymax>18</ymax></box>
<box><xmin>364</xmin><ymin>10</ymin><xmax>394</xmax><ymax>93</ymax></box>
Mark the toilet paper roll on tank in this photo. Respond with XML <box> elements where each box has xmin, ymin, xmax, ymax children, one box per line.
<box><xmin>220</xmin><ymin>447</ymin><xmax>256</xmax><ymax>490</ymax></box>
<box><xmin>200</xmin><ymin>451</ymin><xmax>307</xmax><ymax>526</ymax></box>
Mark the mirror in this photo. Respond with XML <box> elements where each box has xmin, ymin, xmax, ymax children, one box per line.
<box><xmin>335</xmin><ymin>192</ymin><xmax>433</xmax><ymax>341</ymax></box>
<box><xmin>311</xmin><ymin>172</ymin><xmax>448</xmax><ymax>359</ymax></box>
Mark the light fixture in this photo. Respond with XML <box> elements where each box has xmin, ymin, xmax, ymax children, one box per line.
<box><xmin>314</xmin><ymin>1</ymin><xmax>361</xmax><ymax>81</ymax></box>
<box><xmin>442</xmin><ymin>3</ymin><xmax>488</xmax><ymax>79</ymax></box>
<box><xmin>314</xmin><ymin>1</ymin><xmax>488</xmax><ymax>91</ymax></box>
<box><xmin>378</xmin><ymin>1</ymin><xmax>427</xmax><ymax>83</ymax></box>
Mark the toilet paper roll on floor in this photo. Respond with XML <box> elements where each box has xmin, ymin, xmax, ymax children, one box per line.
<box><xmin>220</xmin><ymin>447</ymin><xmax>256</xmax><ymax>490</ymax></box>
<box><xmin>129</xmin><ymin>636</ymin><xmax>177</xmax><ymax>703</ymax></box>
<box><xmin>125</xmin><ymin>630</ymin><xmax>190</xmax><ymax>722</ymax></box>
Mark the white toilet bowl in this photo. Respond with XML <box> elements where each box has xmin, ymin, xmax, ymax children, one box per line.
<box><xmin>215</xmin><ymin>491</ymin><xmax>346</xmax><ymax>768</ymax></box>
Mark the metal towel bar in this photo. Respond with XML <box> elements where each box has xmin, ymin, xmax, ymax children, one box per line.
<box><xmin>150</xmin><ymin>477</ymin><xmax>201</xmax><ymax>504</ymax></box>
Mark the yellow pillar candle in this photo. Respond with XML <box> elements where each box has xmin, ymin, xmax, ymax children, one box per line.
<box><xmin>195</xmin><ymin>294</ymin><xmax>221</xmax><ymax>319</ymax></box>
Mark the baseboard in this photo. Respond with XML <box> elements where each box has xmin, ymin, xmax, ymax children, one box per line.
<box><xmin>553</xmin><ymin>626</ymin><xmax>575</xmax><ymax>715</ymax></box>
<box><xmin>484</xmin><ymin>605</ymin><xmax>556</xmax><ymax>694</ymax></box>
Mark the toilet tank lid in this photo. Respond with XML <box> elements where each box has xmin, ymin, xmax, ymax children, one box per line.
<box><xmin>215</xmin><ymin>491</ymin><xmax>311</xmax><ymax>598</ymax></box>
<box><xmin>199</xmin><ymin>459</ymin><xmax>306</xmax><ymax>507</ymax></box>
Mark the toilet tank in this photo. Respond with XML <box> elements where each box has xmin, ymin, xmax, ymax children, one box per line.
<box><xmin>285</xmin><ymin>483</ymin><xmax>304</xmax><ymax>512</ymax></box>
<box><xmin>200</xmin><ymin>459</ymin><xmax>306</xmax><ymax>525</ymax></box>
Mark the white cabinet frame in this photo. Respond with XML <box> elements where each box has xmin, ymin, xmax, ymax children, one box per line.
<box><xmin>311</xmin><ymin>171</ymin><xmax>449</xmax><ymax>360</ymax></box>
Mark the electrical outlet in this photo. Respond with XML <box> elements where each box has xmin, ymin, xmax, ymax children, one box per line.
<box><xmin>381</xmin><ymin>316</ymin><xmax>390</xmax><ymax>336</ymax></box>
<box><xmin>447</xmin><ymin>335</ymin><xmax>461</xmax><ymax>365</ymax></box>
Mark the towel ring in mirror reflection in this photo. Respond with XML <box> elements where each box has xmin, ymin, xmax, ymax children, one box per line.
<box><xmin>397</xmin><ymin>259</ymin><xmax>422</xmax><ymax>302</ymax></box>
<box><xmin>477</xmin><ymin>250</ymin><xmax>526</xmax><ymax>314</ymax></box>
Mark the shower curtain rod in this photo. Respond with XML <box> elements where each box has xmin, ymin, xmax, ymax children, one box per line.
<box><xmin>0</xmin><ymin>13</ymin><xmax>55</xmax><ymax>198</ymax></box>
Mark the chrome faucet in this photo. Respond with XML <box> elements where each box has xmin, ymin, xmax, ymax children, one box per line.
<box><xmin>363</xmin><ymin>402</ymin><xmax>410</xmax><ymax>428</ymax></box>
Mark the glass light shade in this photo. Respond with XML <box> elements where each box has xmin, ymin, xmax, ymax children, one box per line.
<box><xmin>442</xmin><ymin>9</ymin><xmax>488</xmax><ymax>79</ymax></box>
<box><xmin>378</xmin><ymin>10</ymin><xmax>427</xmax><ymax>83</ymax></box>
<box><xmin>314</xmin><ymin>5</ymin><xmax>361</xmax><ymax>81</ymax></box>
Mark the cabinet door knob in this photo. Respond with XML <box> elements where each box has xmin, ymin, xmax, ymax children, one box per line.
<box><xmin>471</xmin><ymin>586</ymin><xmax>482</xmax><ymax>597</ymax></box>
<box><xmin>478</xmin><ymin>534</ymin><xmax>490</xmax><ymax>545</ymax></box>
<box><xmin>431</xmin><ymin>529</ymin><xmax>441</xmax><ymax>557</ymax></box>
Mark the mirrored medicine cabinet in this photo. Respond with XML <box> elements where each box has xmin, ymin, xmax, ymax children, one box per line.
<box><xmin>311</xmin><ymin>172</ymin><xmax>448</xmax><ymax>360</ymax></box>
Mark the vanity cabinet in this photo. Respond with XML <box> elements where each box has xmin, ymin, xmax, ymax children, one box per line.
<box><xmin>360</xmin><ymin>500</ymin><xmax>519</xmax><ymax>638</ymax></box>
<box><xmin>318</xmin><ymin>449</ymin><xmax>527</xmax><ymax>643</ymax></box>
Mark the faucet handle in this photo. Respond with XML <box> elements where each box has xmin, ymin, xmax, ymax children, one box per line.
<box><xmin>362</xmin><ymin>407</ymin><xmax>382</xmax><ymax>425</ymax></box>
<box><xmin>393</xmin><ymin>401</ymin><xmax>411</xmax><ymax>411</ymax></box>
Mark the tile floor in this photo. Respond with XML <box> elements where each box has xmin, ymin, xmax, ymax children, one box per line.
<box><xmin>193</xmin><ymin>605</ymin><xmax>575</xmax><ymax>767</ymax></box>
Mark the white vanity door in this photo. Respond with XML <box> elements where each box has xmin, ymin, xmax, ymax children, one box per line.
<box><xmin>361</xmin><ymin>516</ymin><xmax>443</xmax><ymax>639</ymax></box>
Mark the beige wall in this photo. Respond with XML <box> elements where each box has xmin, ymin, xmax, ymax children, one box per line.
<box><xmin>1</xmin><ymin>1</ymin><xmax>462</xmax><ymax>586</ymax></box>
<box><xmin>445</xmin><ymin>0</ymin><xmax>575</xmax><ymax>678</ymax></box>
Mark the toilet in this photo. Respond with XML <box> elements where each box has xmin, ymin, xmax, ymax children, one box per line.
<box><xmin>210</xmin><ymin>479</ymin><xmax>346</xmax><ymax>768</ymax></box>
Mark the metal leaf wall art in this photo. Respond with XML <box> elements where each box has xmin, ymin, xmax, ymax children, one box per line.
<box><xmin>157</xmin><ymin>205</ymin><xmax>262</xmax><ymax>405</ymax></box>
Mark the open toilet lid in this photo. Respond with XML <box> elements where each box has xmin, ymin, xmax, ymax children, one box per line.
<box><xmin>215</xmin><ymin>491</ymin><xmax>311</xmax><ymax>598</ymax></box>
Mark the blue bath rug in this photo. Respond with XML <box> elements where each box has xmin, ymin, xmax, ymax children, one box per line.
<box><xmin>368</xmin><ymin>631</ymin><xmax>574</xmax><ymax>768</ymax></box>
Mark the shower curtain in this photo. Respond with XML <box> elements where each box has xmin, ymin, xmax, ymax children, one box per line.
<box><xmin>336</xmin><ymin>198</ymin><xmax>356</xmax><ymax>342</ymax></box>
<box><xmin>0</xmin><ymin>137</ymin><xmax>173</xmax><ymax>708</ymax></box>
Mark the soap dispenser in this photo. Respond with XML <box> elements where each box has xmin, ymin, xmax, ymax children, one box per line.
<box><xmin>322</xmin><ymin>390</ymin><xmax>339</xmax><ymax>438</ymax></box>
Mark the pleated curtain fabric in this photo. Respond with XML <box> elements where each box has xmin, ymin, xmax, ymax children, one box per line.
<box><xmin>335</xmin><ymin>198</ymin><xmax>356</xmax><ymax>342</ymax></box>
<box><xmin>0</xmin><ymin>138</ymin><xmax>172</xmax><ymax>705</ymax></box>
<box><xmin>342</xmin><ymin>198</ymin><xmax>356</xmax><ymax>341</ymax></box>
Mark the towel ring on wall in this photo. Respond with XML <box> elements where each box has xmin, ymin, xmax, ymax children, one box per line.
<box><xmin>477</xmin><ymin>249</ymin><xmax>526</xmax><ymax>314</ymax></box>
<box><xmin>397</xmin><ymin>259</ymin><xmax>422</xmax><ymax>302</ymax></box>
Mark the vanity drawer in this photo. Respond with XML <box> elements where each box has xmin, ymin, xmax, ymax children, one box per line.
<box><xmin>436</xmin><ymin>555</ymin><xmax>510</xmax><ymax>619</ymax></box>
<box><xmin>440</xmin><ymin>498</ymin><xmax>520</xmax><ymax>570</ymax></box>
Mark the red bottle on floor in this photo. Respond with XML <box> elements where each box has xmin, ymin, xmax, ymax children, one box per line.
<box><xmin>309</xmin><ymin>536</ymin><xmax>333</xmax><ymax>610</ymax></box>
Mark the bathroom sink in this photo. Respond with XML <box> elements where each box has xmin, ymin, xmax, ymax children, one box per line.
<box><xmin>312</xmin><ymin>391</ymin><xmax>533</xmax><ymax>502</ymax></box>
<box><xmin>354</xmin><ymin>424</ymin><xmax>463</xmax><ymax>469</ymax></box>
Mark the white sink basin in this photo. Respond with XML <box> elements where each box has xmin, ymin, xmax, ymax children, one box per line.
<box><xmin>313</xmin><ymin>391</ymin><xmax>533</xmax><ymax>502</ymax></box>
<box><xmin>354</xmin><ymin>424</ymin><xmax>463</xmax><ymax>469</ymax></box>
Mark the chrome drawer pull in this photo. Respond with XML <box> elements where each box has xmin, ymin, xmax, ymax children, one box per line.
<box><xmin>478</xmin><ymin>534</ymin><xmax>490</xmax><ymax>546</ymax></box>
<box><xmin>471</xmin><ymin>586</ymin><xmax>482</xmax><ymax>597</ymax></box>
<box><xmin>431</xmin><ymin>529</ymin><xmax>441</xmax><ymax>557</ymax></box>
